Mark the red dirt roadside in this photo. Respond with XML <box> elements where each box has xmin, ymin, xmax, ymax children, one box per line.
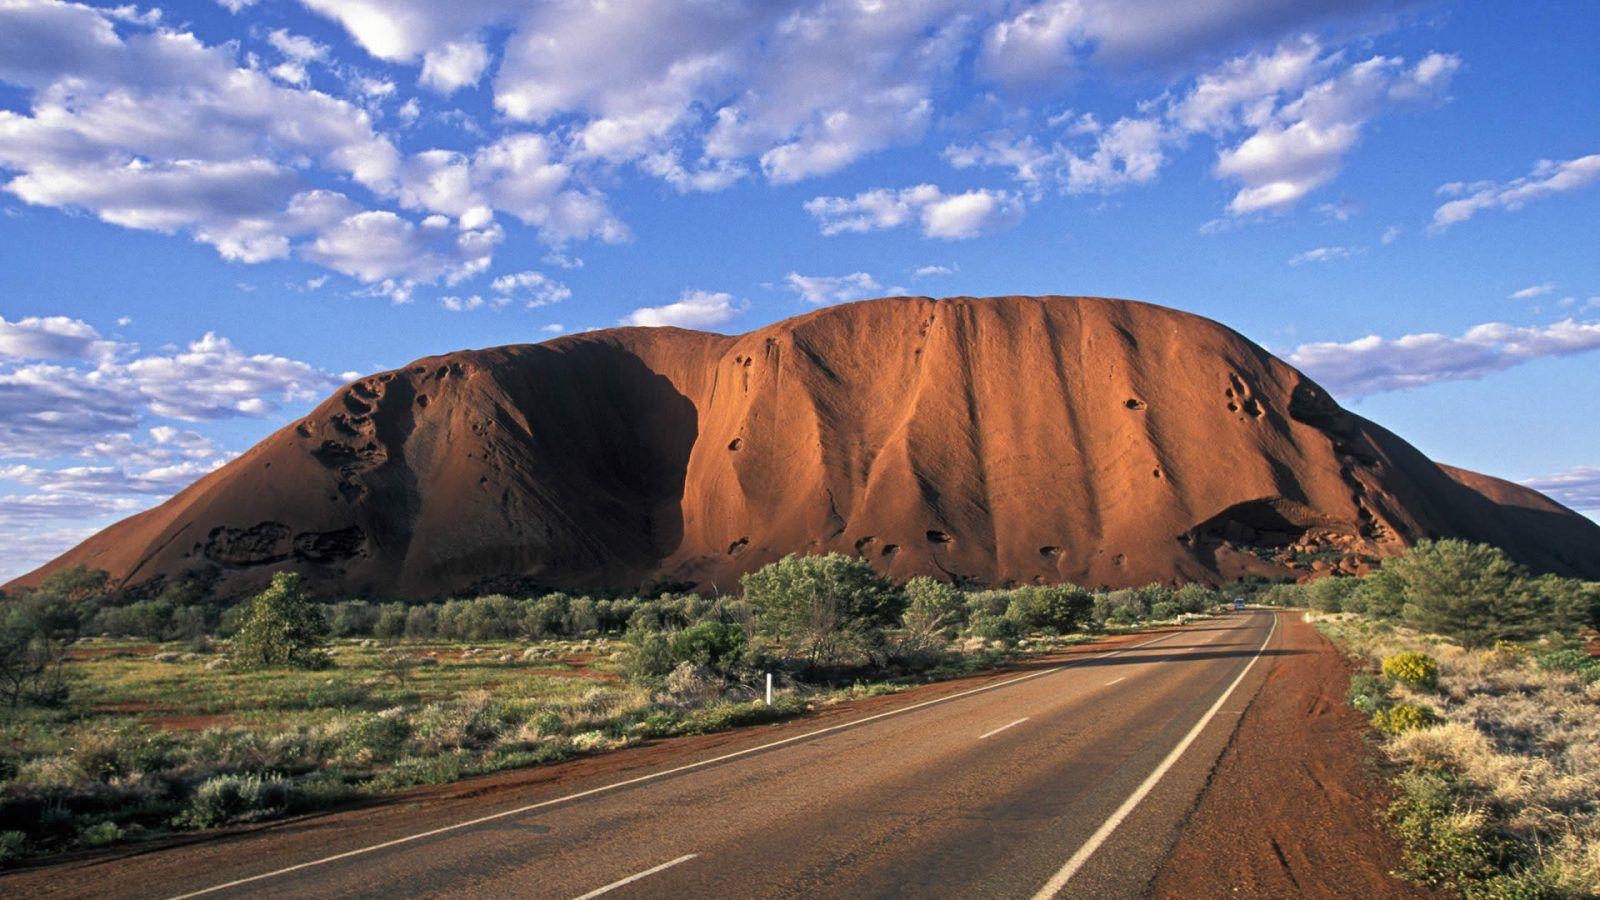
<box><xmin>1149</xmin><ymin>612</ymin><xmax>1435</xmax><ymax>898</ymax></box>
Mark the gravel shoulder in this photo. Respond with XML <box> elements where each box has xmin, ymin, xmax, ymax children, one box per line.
<box><xmin>1149</xmin><ymin>612</ymin><xmax>1437</xmax><ymax>899</ymax></box>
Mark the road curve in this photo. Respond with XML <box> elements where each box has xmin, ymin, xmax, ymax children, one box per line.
<box><xmin>6</xmin><ymin>611</ymin><xmax>1287</xmax><ymax>899</ymax></box>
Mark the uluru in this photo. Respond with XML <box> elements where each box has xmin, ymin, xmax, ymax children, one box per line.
<box><xmin>11</xmin><ymin>295</ymin><xmax>1600</xmax><ymax>600</ymax></box>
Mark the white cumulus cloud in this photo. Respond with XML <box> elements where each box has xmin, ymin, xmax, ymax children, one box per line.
<box><xmin>1288</xmin><ymin>318</ymin><xmax>1600</xmax><ymax>397</ymax></box>
<box><xmin>622</xmin><ymin>290</ymin><xmax>745</xmax><ymax>329</ymax></box>
<box><xmin>1520</xmin><ymin>467</ymin><xmax>1600</xmax><ymax>512</ymax></box>
<box><xmin>1432</xmin><ymin>154</ymin><xmax>1600</xmax><ymax>231</ymax></box>
<box><xmin>804</xmin><ymin>184</ymin><xmax>1024</xmax><ymax>240</ymax></box>
<box><xmin>783</xmin><ymin>272</ymin><xmax>884</xmax><ymax>306</ymax></box>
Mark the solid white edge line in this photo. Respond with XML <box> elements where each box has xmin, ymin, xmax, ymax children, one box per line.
<box><xmin>978</xmin><ymin>717</ymin><xmax>1029</xmax><ymax>740</ymax></box>
<box><xmin>571</xmin><ymin>853</ymin><xmax>697</xmax><ymax>900</ymax></box>
<box><xmin>1029</xmin><ymin>611</ymin><xmax>1278</xmax><ymax>900</ymax></box>
<box><xmin>168</xmin><ymin>620</ymin><xmax>1213</xmax><ymax>899</ymax></box>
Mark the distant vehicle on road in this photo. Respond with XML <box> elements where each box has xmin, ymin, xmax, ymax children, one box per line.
<box><xmin>1233</xmin><ymin>598</ymin><xmax>1246</xmax><ymax>611</ymax></box>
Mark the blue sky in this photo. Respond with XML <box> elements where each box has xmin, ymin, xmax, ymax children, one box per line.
<box><xmin>1</xmin><ymin>0</ymin><xmax>1598</xmax><ymax>581</ymax></box>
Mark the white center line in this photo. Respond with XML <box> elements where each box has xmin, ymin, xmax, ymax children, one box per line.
<box><xmin>1031</xmin><ymin>612</ymin><xmax>1278</xmax><ymax>899</ymax></box>
<box><xmin>572</xmin><ymin>854</ymin><xmax>697</xmax><ymax>900</ymax></box>
<box><xmin>167</xmin><ymin>626</ymin><xmax>1197</xmax><ymax>899</ymax></box>
<box><xmin>979</xmin><ymin>717</ymin><xmax>1029</xmax><ymax>739</ymax></box>
<box><xmin>1104</xmin><ymin>677</ymin><xmax>1126</xmax><ymax>686</ymax></box>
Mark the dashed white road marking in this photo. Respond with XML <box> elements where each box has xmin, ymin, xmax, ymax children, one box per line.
<box><xmin>167</xmin><ymin>621</ymin><xmax>1215</xmax><ymax>899</ymax></box>
<box><xmin>979</xmin><ymin>717</ymin><xmax>1029</xmax><ymax>739</ymax></box>
<box><xmin>1104</xmin><ymin>677</ymin><xmax>1126</xmax><ymax>686</ymax></box>
<box><xmin>572</xmin><ymin>854</ymin><xmax>697</xmax><ymax>900</ymax></box>
<box><xmin>1031</xmin><ymin>612</ymin><xmax>1278</xmax><ymax>899</ymax></box>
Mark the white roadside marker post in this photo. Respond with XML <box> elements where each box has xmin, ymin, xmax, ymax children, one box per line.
<box><xmin>765</xmin><ymin>672</ymin><xmax>773</xmax><ymax>706</ymax></box>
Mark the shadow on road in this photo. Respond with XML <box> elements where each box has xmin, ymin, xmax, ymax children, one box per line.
<box><xmin>1064</xmin><ymin>648</ymin><xmax>1307</xmax><ymax>668</ymax></box>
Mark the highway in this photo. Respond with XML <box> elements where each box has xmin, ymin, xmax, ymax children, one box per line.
<box><xmin>6</xmin><ymin>610</ymin><xmax>1285</xmax><ymax>899</ymax></box>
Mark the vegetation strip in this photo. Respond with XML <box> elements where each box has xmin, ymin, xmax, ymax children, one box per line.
<box><xmin>3</xmin><ymin>553</ymin><xmax>1227</xmax><ymax>865</ymax></box>
<box><xmin>1269</xmin><ymin>540</ymin><xmax>1600</xmax><ymax>898</ymax></box>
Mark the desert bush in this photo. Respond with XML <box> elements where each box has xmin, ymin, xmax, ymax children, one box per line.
<box><xmin>337</xmin><ymin>711</ymin><xmax>412</xmax><ymax>764</ymax></box>
<box><xmin>968</xmin><ymin>612</ymin><xmax>1020</xmax><ymax>644</ymax></box>
<box><xmin>1388</xmin><ymin>770</ymin><xmax>1518</xmax><ymax>891</ymax></box>
<box><xmin>1255</xmin><ymin>582</ymin><xmax>1307</xmax><ymax>608</ymax></box>
<box><xmin>327</xmin><ymin>601</ymin><xmax>380</xmax><ymax>637</ymax></box>
<box><xmin>1534</xmin><ymin>648</ymin><xmax>1600</xmax><ymax>684</ymax></box>
<box><xmin>403</xmin><ymin>605</ymin><xmax>436</xmax><ymax>639</ymax></box>
<box><xmin>232</xmin><ymin>573</ymin><xmax>331</xmax><ymax>669</ymax></box>
<box><xmin>1105</xmin><ymin>605</ymin><xmax>1140</xmax><ymax>626</ymax></box>
<box><xmin>72</xmin><ymin>727</ymin><xmax>173</xmax><ymax>781</ymax></box>
<box><xmin>1347</xmin><ymin>672</ymin><xmax>1391</xmax><ymax>715</ymax></box>
<box><xmin>1150</xmin><ymin>600</ymin><xmax>1181</xmax><ymax>620</ymax></box>
<box><xmin>1383</xmin><ymin>651</ymin><xmax>1440</xmax><ymax>691</ymax></box>
<box><xmin>1390</xmin><ymin>540</ymin><xmax>1562</xmax><ymax>647</ymax></box>
<box><xmin>964</xmin><ymin>590</ymin><xmax>1011</xmax><ymax>619</ymax></box>
<box><xmin>902</xmin><ymin>577</ymin><xmax>965</xmax><ymax>635</ymax></box>
<box><xmin>742</xmin><ymin>554</ymin><xmax>900</xmax><ymax>667</ymax></box>
<box><xmin>1320</xmin><ymin>612</ymin><xmax>1600</xmax><ymax>896</ymax></box>
<box><xmin>1172</xmin><ymin>583</ymin><xmax>1219</xmax><ymax>614</ymax></box>
<box><xmin>1373</xmin><ymin>703</ymin><xmax>1439</xmax><ymax>735</ymax></box>
<box><xmin>0</xmin><ymin>592</ymin><xmax>80</xmax><ymax>707</ymax></box>
<box><xmin>1006</xmin><ymin>585</ymin><xmax>1094</xmax><ymax>633</ymax></box>
<box><xmin>79</xmin><ymin>821</ymin><xmax>123</xmax><ymax>847</ymax></box>
<box><xmin>1528</xmin><ymin>574</ymin><xmax>1600</xmax><ymax>632</ymax></box>
<box><xmin>621</xmin><ymin>628</ymin><xmax>675</xmax><ymax>684</ymax></box>
<box><xmin>32</xmin><ymin>566</ymin><xmax>111</xmax><ymax>604</ymax></box>
<box><xmin>182</xmin><ymin>774</ymin><xmax>292</xmax><ymax>828</ymax></box>
<box><xmin>668</xmin><ymin>622</ymin><xmax>747</xmax><ymax>676</ymax></box>
<box><xmin>0</xmin><ymin>830</ymin><xmax>26</xmax><ymax>864</ymax></box>
<box><xmin>1351</xmin><ymin>567</ymin><xmax>1405</xmax><ymax>618</ymax></box>
<box><xmin>1307</xmin><ymin>576</ymin><xmax>1361</xmax><ymax>613</ymax></box>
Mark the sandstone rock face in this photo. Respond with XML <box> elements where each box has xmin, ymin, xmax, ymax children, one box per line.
<box><xmin>12</xmin><ymin>296</ymin><xmax>1599</xmax><ymax>599</ymax></box>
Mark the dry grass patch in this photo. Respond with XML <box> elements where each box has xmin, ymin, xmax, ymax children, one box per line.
<box><xmin>1316</xmin><ymin>613</ymin><xmax>1600</xmax><ymax>897</ymax></box>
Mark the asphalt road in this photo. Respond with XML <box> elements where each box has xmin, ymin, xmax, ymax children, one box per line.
<box><xmin>9</xmin><ymin>610</ymin><xmax>1286</xmax><ymax>899</ymax></box>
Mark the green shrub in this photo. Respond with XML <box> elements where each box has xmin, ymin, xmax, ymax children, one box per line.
<box><xmin>668</xmin><ymin>621</ymin><xmax>747</xmax><ymax>675</ymax></box>
<box><xmin>305</xmin><ymin>678</ymin><xmax>371</xmax><ymax>709</ymax></box>
<box><xmin>1256</xmin><ymin>583</ymin><xmax>1307</xmax><ymax>608</ymax></box>
<box><xmin>1150</xmin><ymin>600</ymin><xmax>1181</xmax><ymax>620</ymax></box>
<box><xmin>1534</xmin><ymin>648</ymin><xmax>1600</xmax><ymax>683</ymax></box>
<box><xmin>968</xmin><ymin>612</ymin><xmax>1019</xmax><ymax>644</ymax></box>
<box><xmin>1372</xmin><ymin>703</ymin><xmax>1438</xmax><ymax>735</ymax></box>
<box><xmin>1006</xmin><ymin>585</ymin><xmax>1094</xmax><ymax>633</ymax></box>
<box><xmin>964</xmin><ymin>590</ymin><xmax>1011</xmax><ymax>619</ymax></box>
<box><xmin>1352</xmin><ymin>567</ymin><xmax>1405</xmax><ymax>618</ymax></box>
<box><xmin>621</xmin><ymin>628</ymin><xmax>674</xmax><ymax>684</ymax></box>
<box><xmin>1307</xmin><ymin>576</ymin><xmax>1361</xmax><ymax>613</ymax></box>
<box><xmin>182</xmin><ymin>773</ymin><xmax>292</xmax><ymax>828</ymax></box>
<box><xmin>742</xmin><ymin>553</ymin><xmax>900</xmax><ymax>666</ymax></box>
<box><xmin>1106</xmin><ymin>605</ymin><xmax>1140</xmax><ymax>626</ymax></box>
<box><xmin>0</xmin><ymin>591</ymin><xmax>81</xmax><ymax>708</ymax></box>
<box><xmin>529</xmin><ymin>710</ymin><xmax>565</xmax><ymax>737</ymax></box>
<box><xmin>232</xmin><ymin>573</ymin><xmax>331</xmax><ymax>670</ymax></box>
<box><xmin>73</xmin><ymin>727</ymin><xmax>173</xmax><ymax>781</ymax></box>
<box><xmin>1390</xmin><ymin>540</ymin><xmax>1565</xmax><ymax>648</ymax></box>
<box><xmin>80</xmin><ymin>821</ymin><xmax>124</xmax><ymax>847</ymax></box>
<box><xmin>1347</xmin><ymin>672</ymin><xmax>1391</xmax><ymax>715</ymax></box>
<box><xmin>340</xmin><ymin>712</ymin><xmax>412</xmax><ymax>763</ymax></box>
<box><xmin>675</xmin><ymin>696</ymin><xmax>805</xmax><ymax>735</ymax></box>
<box><xmin>0</xmin><ymin>830</ymin><xmax>26</xmax><ymax>864</ymax></box>
<box><xmin>902</xmin><ymin>577</ymin><xmax>965</xmax><ymax>635</ymax></box>
<box><xmin>1172</xmin><ymin>583</ymin><xmax>1219</xmax><ymax>614</ymax></box>
<box><xmin>1382</xmin><ymin>651</ymin><xmax>1440</xmax><ymax>690</ymax></box>
<box><xmin>1388</xmin><ymin>771</ymin><xmax>1515</xmax><ymax>890</ymax></box>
